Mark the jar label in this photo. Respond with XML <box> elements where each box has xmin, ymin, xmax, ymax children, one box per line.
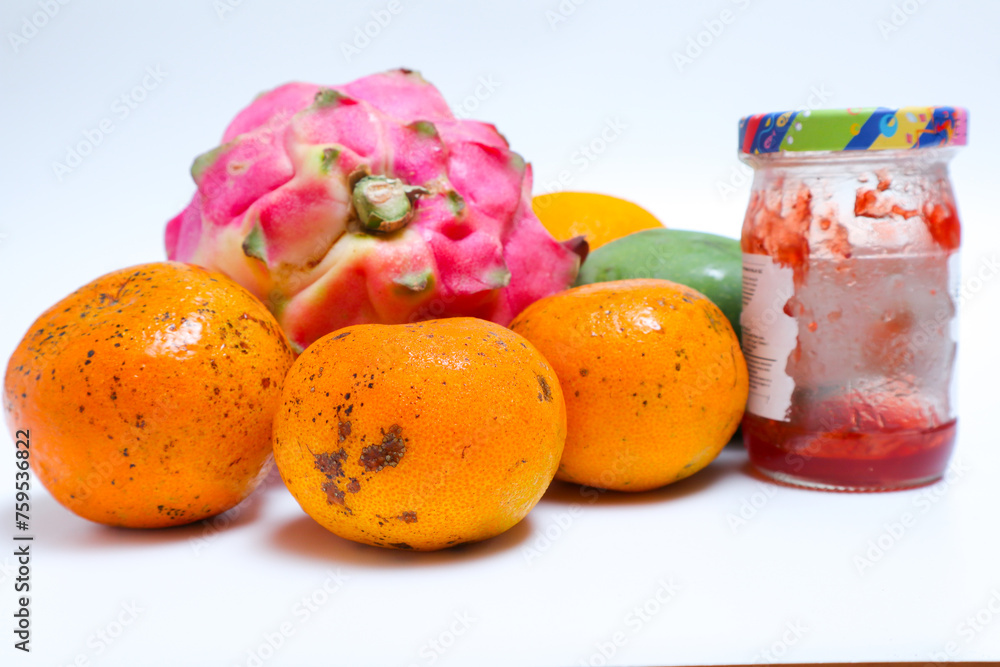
<box><xmin>740</xmin><ymin>253</ymin><xmax>797</xmax><ymax>422</ymax></box>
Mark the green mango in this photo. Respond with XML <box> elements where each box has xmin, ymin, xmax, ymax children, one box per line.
<box><xmin>575</xmin><ymin>228</ymin><xmax>743</xmax><ymax>341</ymax></box>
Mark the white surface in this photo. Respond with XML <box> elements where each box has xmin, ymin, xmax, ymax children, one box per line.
<box><xmin>2</xmin><ymin>1</ymin><xmax>1000</xmax><ymax>665</ymax></box>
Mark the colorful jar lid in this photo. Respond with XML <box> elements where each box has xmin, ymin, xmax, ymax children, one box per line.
<box><xmin>738</xmin><ymin>106</ymin><xmax>968</xmax><ymax>155</ymax></box>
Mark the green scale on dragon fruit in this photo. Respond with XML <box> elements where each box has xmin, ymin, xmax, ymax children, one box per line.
<box><xmin>166</xmin><ymin>69</ymin><xmax>584</xmax><ymax>352</ymax></box>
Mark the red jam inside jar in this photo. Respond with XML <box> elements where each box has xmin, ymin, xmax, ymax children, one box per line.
<box><xmin>737</xmin><ymin>107</ymin><xmax>966</xmax><ymax>491</ymax></box>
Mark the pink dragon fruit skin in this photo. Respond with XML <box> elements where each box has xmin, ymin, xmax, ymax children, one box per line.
<box><xmin>166</xmin><ymin>69</ymin><xmax>581</xmax><ymax>352</ymax></box>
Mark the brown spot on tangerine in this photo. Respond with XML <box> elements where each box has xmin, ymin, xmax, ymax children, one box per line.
<box><xmin>359</xmin><ymin>424</ymin><xmax>406</xmax><ymax>472</ymax></box>
<box><xmin>314</xmin><ymin>448</ymin><xmax>347</xmax><ymax>478</ymax></box>
<box><xmin>322</xmin><ymin>481</ymin><xmax>346</xmax><ymax>506</ymax></box>
<box><xmin>399</xmin><ymin>511</ymin><xmax>418</xmax><ymax>523</ymax></box>
<box><xmin>536</xmin><ymin>374</ymin><xmax>553</xmax><ymax>402</ymax></box>
<box><xmin>271</xmin><ymin>317</ymin><xmax>566</xmax><ymax>550</ymax></box>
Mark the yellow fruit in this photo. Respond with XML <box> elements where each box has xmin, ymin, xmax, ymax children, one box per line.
<box><xmin>532</xmin><ymin>191</ymin><xmax>663</xmax><ymax>250</ymax></box>
<box><xmin>3</xmin><ymin>262</ymin><xmax>296</xmax><ymax>528</ymax></box>
<box><xmin>510</xmin><ymin>279</ymin><xmax>747</xmax><ymax>492</ymax></box>
<box><xmin>272</xmin><ymin>318</ymin><xmax>566</xmax><ymax>551</ymax></box>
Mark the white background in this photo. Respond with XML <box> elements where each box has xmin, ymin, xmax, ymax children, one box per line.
<box><xmin>2</xmin><ymin>0</ymin><xmax>1000</xmax><ymax>665</ymax></box>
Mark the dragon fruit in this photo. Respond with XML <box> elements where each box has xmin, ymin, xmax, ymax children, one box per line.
<box><xmin>166</xmin><ymin>69</ymin><xmax>582</xmax><ymax>352</ymax></box>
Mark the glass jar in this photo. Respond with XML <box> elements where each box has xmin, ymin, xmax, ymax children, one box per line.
<box><xmin>737</xmin><ymin>106</ymin><xmax>967</xmax><ymax>491</ymax></box>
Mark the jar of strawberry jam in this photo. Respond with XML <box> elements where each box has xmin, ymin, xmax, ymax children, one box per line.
<box><xmin>737</xmin><ymin>106</ymin><xmax>967</xmax><ymax>491</ymax></box>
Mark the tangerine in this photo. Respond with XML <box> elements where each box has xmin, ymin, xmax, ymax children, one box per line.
<box><xmin>3</xmin><ymin>262</ymin><xmax>295</xmax><ymax>527</ymax></box>
<box><xmin>510</xmin><ymin>279</ymin><xmax>747</xmax><ymax>491</ymax></box>
<box><xmin>272</xmin><ymin>317</ymin><xmax>566</xmax><ymax>551</ymax></box>
<box><xmin>532</xmin><ymin>191</ymin><xmax>663</xmax><ymax>250</ymax></box>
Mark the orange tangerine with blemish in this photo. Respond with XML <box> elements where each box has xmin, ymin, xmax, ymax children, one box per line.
<box><xmin>3</xmin><ymin>262</ymin><xmax>296</xmax><ymax>528</ymax></box>
<box><xmin>272</xmin><ymin>317</ymin><xmax>566</xmax><ymax>551</ymax></box>
<box><xmin>510</xmin><ymin>279</ymin><xmax>748</xmax><ymax>492</ymax></box>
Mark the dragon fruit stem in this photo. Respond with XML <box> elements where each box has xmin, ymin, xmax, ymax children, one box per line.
<box><xmin>353</xmin><ymin>176</ymin><xmax>427</xmax><ymax>234</ymax></box>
